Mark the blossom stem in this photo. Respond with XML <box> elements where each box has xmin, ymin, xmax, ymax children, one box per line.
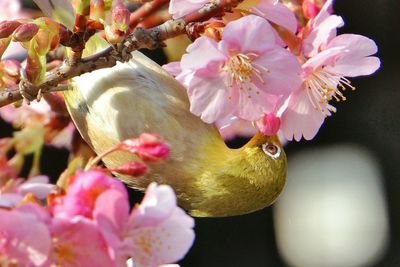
<box><xmin>84</xmin><ymin>146</ymin><xmax>119</xmax><ymax>171</ymax></box>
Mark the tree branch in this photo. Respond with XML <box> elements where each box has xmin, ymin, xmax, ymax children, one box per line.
<box><xmin>0</xmin><ymin>0</ymin><xmax>243</xmax><ymax>107</ymax></box>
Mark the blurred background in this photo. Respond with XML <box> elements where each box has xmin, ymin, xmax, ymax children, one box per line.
<box><xmin>1</xmin><ymin>0</ymin><xmax>399</xmax><ymax>266</ymax></box>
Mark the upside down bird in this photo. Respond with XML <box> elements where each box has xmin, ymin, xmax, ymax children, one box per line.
<box><xmin>64</xmin><ymin>51</ymin><xmax>287</xmax><ymax>217</ymax></box>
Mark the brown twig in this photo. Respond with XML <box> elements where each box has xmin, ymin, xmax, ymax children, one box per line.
<box><xmin>129</xmin><ymin>0</ymin><xmax>170</xmax><ymax>29</ymax></box>
<box><xmin>0</xmin><ymin>0</ymin><xmax>243</xmax><ymax>107</ymax></box>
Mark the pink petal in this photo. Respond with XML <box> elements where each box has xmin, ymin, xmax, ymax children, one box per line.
<box><xmin>94</xmin><ymin>189</ymin><xmax>129</xmax><ymax>234</ymax></box>
<box><xmin>186</xmin><ymin>73</ymin><xmax>233</xmax><ymax>123</ymax></box>
<box><xmin>222</xmin><ymin>15</ymin><xmax>276</xmax><ymax>54</ymax></box>
<box><xmin>181</xmin><ymin>37</ymin><xmax>225</xmax><ymax>73</ymax></box>
<box><xmin>94</xmin><ymin>189</ymin><xmax>130</xmax><ymax>265</ymax></box>
<box><xmin>0</xmin><ymin>193</ymin><xmax>22</xmax><ymax>208</ymax></box>
<box><xmin>303</xmin><ymin>15</ymin><xmax>344</xmax><ymax>57</ymax></box>
<box><xmin>234</xmin><ymin>89</ymin><xmax>277</xmax><ymax>121</ymax></box>
<box><xmin>168</xmin><ymin>0</ymin><xmax>206</xmax><ymax>19</ymax></box>
<box><xmin>127</xmin><ymin>209</ymin><xmax>195</xmax><ymax>267</ymax></box>
<box><xmin>280</xmin><ymin>89</ymin><xmax>326</xmax><ymax>141</ymax></box>
<box><xmin>0</xmin><ymin>209</ymin><xmax>51</xmax><ymax>266</ymax></box>
<box><xmin>313</xmin><ymin>0</ymin><xmax>334</xmax><ymax>26</ymax></box>
<box><xmin>49</xmin><ymin>217</ymin><xmax>114</xmax><ymax>267</ymax></box>
<box><xmin>18</xmin><ymin>183</ymin><xmax>55</xmax><ymax>199</ymax></box>
<box><xmin>252</xmin><ymin>46</ymin><xmax>302</xmax><ymax>95</ymax></box>
<box><xmin>216</xmin><ymin>116</ymin><xmax>257</xmax><ymax>140</ymax></box>
<box><xmin>325</xmin><ymin>34</ymin><xmax>381</xmax><ymax>76</ymax></box>
<box><xmin>130</xmin><ymin>183</ymin><xmax>177</xmax><ymax>227</ymax></box>
<box><xmin>162</xmin><ymin>61</ymin><xmax>182</xmax><ymax>77</ymax></box>
<box><xmin>252</xmin><ymin>1</ymin><xmax>297</xmax><ymax>33</ymax></box>
<box><xmin>302</xmin><ymin>46</ymin><xmax>346</xmax><ymax>72</ymax></box>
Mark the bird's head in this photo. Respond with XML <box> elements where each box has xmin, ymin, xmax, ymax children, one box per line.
<box><xmin>240</xmin><ymin>132</ymin><xmax>287</xmax><ymax>181</ymax></box>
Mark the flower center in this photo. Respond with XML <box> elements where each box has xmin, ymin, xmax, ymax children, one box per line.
<box><xmin>305</xmin><ymin>68</ymin><xmax>355</xmax><ymax>116</ymax></box>
<box><xmin>223</xmin><ymin>53</ymin><xmax>269</xmax><ymax>98</ymax></box>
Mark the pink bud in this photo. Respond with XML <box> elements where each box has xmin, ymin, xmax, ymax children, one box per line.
<box><xmin>0</xmin><ymin>20</ymin><xmax>21</xmax><ymax>39</ymax></box>
<box><xmin>111</xmin><ymin>2</ymin><xmax>130</xmax><ymax>33</ymax></box>
<box><xmin>256</xmin><ymin>114</ymin><xmax>281</xmax><ymax>136</ymax></box>
<box><xmin>119</xmin><ymin>133</ymin><xmax>170</xmax><ymax>161</ymax></box>
<box><xmin>109</xmin><ymin>161</ymin><xmax>149</xmax><ymax>177</ymax></box>
<box><xmin>12</xmin><ymin>23</ymin><xmax>39</xmax><ymax>42</ymax></box>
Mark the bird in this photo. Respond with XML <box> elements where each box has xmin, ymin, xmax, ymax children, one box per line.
<box><xmin>63</xmin><ymin>49</ymin><xmax>287</xmax><ymax>217</ymax></box>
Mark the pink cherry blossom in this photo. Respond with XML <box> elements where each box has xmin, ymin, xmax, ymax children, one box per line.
<box><xmin>48</xmin><ymin>217</ymin><xmax>114</xmax><ymax>267</ymax></box>
<box><xmin>301</xmin><ymin>0</ymin><xmax>344</xmax><ymax>57</ymax></box>
<box><xmin>94</xmin><ymin>183</ymin><xmax>195</xmax><ymax>267</ymax></box>
<box><xmin>0</xmin><ymin>208</ymin><xmax>51</xmax><ymax>266</ymax></box>
<box><xmin>173</xmin><ymin>15</ymin><xmax>301</xmax><ymax>123</ymax></box>
<box><xmin>50</xmin><ymin>170</ymin><xmax>127</xmax><ymax>219</ymax></box>
<box><xmin>280</xmin><ymin>34</ymin><xmax>380</xmax><ymax>141</ymax></box>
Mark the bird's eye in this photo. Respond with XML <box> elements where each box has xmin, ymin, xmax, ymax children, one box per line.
<box><xmin>262</xmin><ymin>143</ymin><xmax>281</xmax><ymax>159</ymax></box>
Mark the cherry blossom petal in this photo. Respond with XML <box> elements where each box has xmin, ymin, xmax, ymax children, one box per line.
<box><xmin>126</xmin><ymin>183</ymin><xmax>195</xmax><ymax>267</ymax></box>
<box><xmin>302</xmin><ymin>14</ymin><xmax>344</xmax><ymax>57</ymax></box>
<box><xmin>49</xmin><ymin>217</ymin><xmax>114</xmax><ymax>267</ymax></box>
<box><xmin>0</xmin><ymin>209</ymin><xmax>51</xmax><ymax>266</ymax></box>
<box><xmin>325</xmin><ymin>34</ymin><xmax>381</xmax><ymax>76</ymax></box>
<box><xmin>234</xmin><ymin>89</ymin><xmax>277</xmax><ymax>121</ymax></box>
<box><xmin>280</xmin><ymin>89</ymin><xmax>326</xmax><ymax>141</ymax></box>
<box><xmin>168</xmin><ymin>0</ymin><xmax>207</xmax><ymax>19</ymax></box>
<box><xmin>94</xmin><ymin>189</ymin><xmax>131</xmax><ymax>266</ymax></box>
<box><xmin>252</xmin><ymin>0</ymin><xmax>297</xmax><ymax>33</ymax></box>
<box><xmin>181</xmin><ymin>37</ymin><xmax>225</xmax><ymax>73</ymax></box>
<box><xmin>162</xmin><ymin>62</ymin><xmax>182</xmax><ymax>77</ymax></box>
<box><xmin>128</xmin><ymin>209</ymin><xmax>195</xmax><ymax>267</ymax></box>
<box><xmin>0</xmin><ymin>193</ymin><xmax>22</xmax><ymax>208</ymax></box>
<box><xmin>302</xmin><ymin>46</ymin><xmax>345</xmax><ymax>73</ymax></box>
<box><xmin>130</xmin><ymin>183</ymin><xmax>180</xmax><ymax>227</ymax></box>
<box><xmin>186</xmin><ymin>73</ymin><xmax>234</xmax><ymax>123</ymax></box>
<box><xmin>222</xmin><ymin>15</ymin><xmax>276</xmax><ymax>54</ymax></box>
<box><xmin>252</xmin><ymin>46</ymin><xmax>302</xmax><ymax>95</ymax></box>
<box><xmin>216</xmin><ymin>116</ymin><xmax>257</xmax><ymax>140</ymax></box>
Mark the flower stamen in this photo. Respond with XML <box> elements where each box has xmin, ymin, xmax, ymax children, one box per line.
<box><xmin>305</xmin><ymin>68</ymin><xmax>356</xmax><ymax>116</ymax></box>
<box><xmin>223</xmin><ymin>53</ymin><xmax>269</xmax><ymax>97</ymax></box>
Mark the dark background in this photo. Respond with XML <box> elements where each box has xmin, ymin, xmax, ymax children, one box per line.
<box><xmin>1</xmin><ymin>0</ymin><xmax>399</xmax><ymax>266</ymax></box>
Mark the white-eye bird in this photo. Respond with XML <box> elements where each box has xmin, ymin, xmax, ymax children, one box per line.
<box><xmin>64</xmin><ymin>50</ymin><xmax>287</xmax><ymax>217</ymax></box>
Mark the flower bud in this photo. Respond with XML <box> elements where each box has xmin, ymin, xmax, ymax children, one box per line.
<box><xmin>111</xmin><ymin>2</ymin><xmax>130</xmax><ymax>33</ymax></box>
<box><xmin>119</xmin><ymin>133</ymin><xmax>170</xmax><ymax>161</ymax></box>
<box><xmin>12</xmin><ymin>23</ymin><xmax>39</xmax><ymax>42</ymax></box>
<box><xmin>256</xmin><ymin>114</ymin><xmax>281</xmax><ymax>136</ymax></box>
<box><xmin>0</xmin><ymin>20</ymin><xmax>21</xmax><ymax>39</ymax></box>
<box><xmin>109</xmin><ymin>161</ymin><xmax>149</xmax><ymax>177</ymax></box>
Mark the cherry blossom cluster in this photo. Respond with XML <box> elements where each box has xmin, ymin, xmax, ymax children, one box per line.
<box><xmin>165</xmin><ymin>0</ymin><xmax>380</xmax><ymax>141</ymax></box>
<box><xmin>0</xmin><ymin>135</ymin><xmax>193</xmax><ymax>266</ymax></box>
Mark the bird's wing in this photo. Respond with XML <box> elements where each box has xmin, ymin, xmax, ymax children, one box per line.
<box><xmin>64</xmin><ymin>51</ymin><xmax>226</xmax><ymax>190</ymax></box>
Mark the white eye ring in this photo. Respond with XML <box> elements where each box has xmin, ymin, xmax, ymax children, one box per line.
<box><xmin>262</xmin><ymin>143</ymin><xmax>281</xmax><ymax>159</ymax></box>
